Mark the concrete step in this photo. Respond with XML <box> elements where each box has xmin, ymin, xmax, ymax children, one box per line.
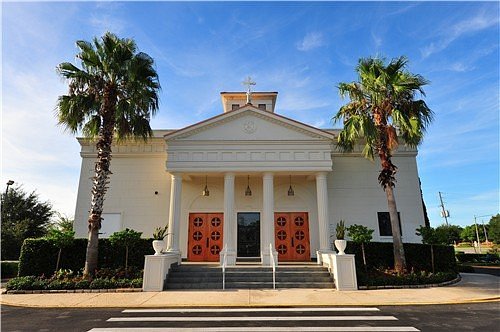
<box><xmin>166</xmin><ymin>264</ymin><xmax>335</xmax><ymax>290</ymax></box>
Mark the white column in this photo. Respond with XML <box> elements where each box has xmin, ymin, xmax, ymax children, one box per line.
<box><xmin>262</xmin><ymin>172</ymin><xmax>277</xmax><ymax>266</ymax></box>
<box><xmin>166</xmin><ymin>173</ymin><xmax>182</xmax><ymax>258</ymax></box>
<box><xmin>221</xmin><ymin>173</ymin><xmax>237</xmax><ymax>265</ymax></box>
<box><xmin>316</xmin><ymin>172</ymin><xmax>332</xmax><ymax>252</ymax></box>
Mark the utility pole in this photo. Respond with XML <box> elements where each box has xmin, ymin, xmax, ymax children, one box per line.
<box><xmin>474</xmin><ymin>215</ymin><xmax>481</xmax><ymax>253</ymax></box>
<box><xmin>481</xmin><ymin>220</ymin><xmax>489</xmax><ymax>243</ymax></box>
<box><xmin>438</xmin><ymin>191</ymin><xmax>449</xmax><ymax>225</ymax></box>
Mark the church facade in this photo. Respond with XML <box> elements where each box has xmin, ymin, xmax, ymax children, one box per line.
<box><xmin>73</xmin><ymin>91</ymin><xmax>426</xmax><ymax>265</ymax></box>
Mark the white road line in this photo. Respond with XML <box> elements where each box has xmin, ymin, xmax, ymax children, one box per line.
<box><xmin>89</xmin><ymin>327</ymin><xmax>420</xmax><ymax>332</ymax></box>
<box><xmin>122</xmin><ymin>307</ymin><xmax>381</xmax><ymax>313</ymax></box>
<box><xmin>107</xmin><ymin>315</ymin><xmax>398</xmax><ymax>322</ymax></box>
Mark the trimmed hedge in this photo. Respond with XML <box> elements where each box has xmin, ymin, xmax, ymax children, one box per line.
<box><xmin>345</xmin><ymin>241</ymin><xmax>457</xmax><ymax>273</ymax></box>
<box><xmin>1</xmin><ymin>261</ymin><xmax>19</xmax><ymax>278</ymax></box>
<box><xmin>455</xmin><ymin>252</ymin><xmax>499</xmax><ymax>264</ymax></box>
<box><xmin>18</xmin><ymin>238</ymin><xmax>154</xmax><ymax>277</ymax></box>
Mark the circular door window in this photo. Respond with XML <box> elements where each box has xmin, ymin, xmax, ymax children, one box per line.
<box><xmin>211</xmin><ymin>217</ymin><xmax>221</xmax><ymax>227</ymax></box>
<box><xmin>277</xmin><ymin>230</ymin><xmax>287</xmax><ymax>240</ymax></box>
<box><xmin>210</xmin><ymin>245</ymin><xmax>221</xmax><ymax>255</ymax></box>
<box><xmin>295</xmin><ymin>244</ymin><xmax>306</xmax><ymax>255</ymax></box>
<box><xmin>294</xmin><ymin>216</ymin><xmax>304</xmax><ymax>226</ymax></box>
<box><xmin>295</xmin><ymin>230</ymin><xmax>305</xmax><ymax>240</ymax></box>
<box><xmin>193</xmin><ymin>217</ymin><xmax>203</xmax><ymax>227</ymax></box>
<box><xmin>211</xmin><ymin>231</ymin><xmax>221</xmax><ymax>241</ymax></box>
<box><xmin>277</xmin><ymin>217</ymin><xmax>287</xmax><ymax>226</ymax></box>
<box><xmin>192</xmin><ymin>245</ymin><xmax>202</xmax><ymax>255</ymax></box>
<box><xmin>193</xmin><ymin>231</ymin><xmax>203</xmax><ymax>241</ymax></box>
<box><xmin>277</xmin><ymin>244</ymin><xmax>287</xmax><ymax>254</ymax></box>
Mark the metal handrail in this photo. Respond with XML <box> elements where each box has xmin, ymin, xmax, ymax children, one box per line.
<box><xmin>269</xmin><ymin>243</ymin><xmax>276</xmax><ymax>290</ymax></box>
<box><xmin>221</xmin><ymin>243</ymin><xmax>227</xmax><ymax>290</ymax></box>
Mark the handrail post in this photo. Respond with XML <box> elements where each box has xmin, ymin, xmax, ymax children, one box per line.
<box><xmin>221</xmin><ymin>243</ymin><xmax>227</xmax><ymax>290</ymax></box>
<box><xmin>269</xmin><ymin>243</ymin><xmax>276</xmax><ymax>290</ymax></box>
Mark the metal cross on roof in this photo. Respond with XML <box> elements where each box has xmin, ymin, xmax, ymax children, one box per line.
<box><xmin>242</xmin><ymin>76</ymin><xmax>256</xmax><ymax>104</ymax></box>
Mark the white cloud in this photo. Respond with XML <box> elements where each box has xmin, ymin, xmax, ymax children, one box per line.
<box><xmin>421</xmin><ymin>11</ymin><xmax>499</xmax><ymax>58</ymax></box>
<box><xmin>296</xmin><ymin>32</ymin><xmax>324</xmax><ymax>51</ymax></box>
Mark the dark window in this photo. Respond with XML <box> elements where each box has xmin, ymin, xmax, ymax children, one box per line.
<box><xmin>231</xmin><ymin>104</ymin><xmax>239</xmax><ymax>110</ymax></box>
<box><xmin>377</xmin><ymin>212</ymin><xmax>402</xmax><ymax>236</ymax></box>
<box><xmin>258</xmin><ymin>104</ymin><xmax>266</xmax><ymax>110</ymax></box>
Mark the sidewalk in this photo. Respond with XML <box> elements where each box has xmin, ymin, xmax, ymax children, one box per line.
<box><xmin>1</xmin><ymin>273</ymin><xmax>498</xmax><ymax>308</ymax></box>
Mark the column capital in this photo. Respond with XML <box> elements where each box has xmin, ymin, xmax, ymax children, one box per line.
<box><xmin>263</xmin><ymin>172</ymin><xmax>274</xmax><ymax>180</ymax></box>
<box><xmin>170</xmin><ymin>172</ymin><xmax>183</xmax><ymax>179</ymax></box>
<box><xmin>224</xmin><ymin>172</ymin><xmax>235</xmax><ymax>180</ymax></box>
<box><xmin>316</xmin><ymin>172</ymin><xmax>328</xmax><ymax>180</ymax></box>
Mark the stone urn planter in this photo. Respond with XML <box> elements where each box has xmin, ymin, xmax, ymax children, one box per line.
<box><xmin>152</xmin><ymin>240</ymin><xmax>166</xmax><ymax>255</ymax></box>
<box><xmin>334</xmin><ymin>239</ymin><xmax>347</xmax><ymax>255</ymax></box>
<box><xmin>335</xmin><ymin>220</ymin><xmax>347</xmax><ymax>255</ymax></box>
<box><xmin>152</xmin><ymin>225</ymin><xmax>168</xmax><ymax>255</ymax></box>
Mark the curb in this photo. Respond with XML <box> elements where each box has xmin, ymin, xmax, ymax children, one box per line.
<box><xmin>3</xmin><ymin>288</ymin><xmax>142</xmax><ymax>295</ymax></box>
<box><xmin>2</xmin><ymin>274</ymin><xmax>463</xmax><ymax>294</ymax></box>
<box><xmin>358</xmin><ymin>274</ymin><xmax>461</xmax><ymax>290</ymax></box>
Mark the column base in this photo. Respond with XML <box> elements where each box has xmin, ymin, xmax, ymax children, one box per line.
<box><xmin>220</xmin><ymin>249</ymin><xmax>237</xmax><ymax>266</ymax></box>
<box><xmin>164</xmin><ymin>249</ymin><xmax>182</xmax><ymax>264</ymax></box>
<box><xmin>261</xmin><ymin>249</ymin><xmax>278</xmax><ymax>266</ymax></box>
<box><xmin>316</xmin><ymin>249</ymin><xmax>335</xmax><ymax>266</ymax></box>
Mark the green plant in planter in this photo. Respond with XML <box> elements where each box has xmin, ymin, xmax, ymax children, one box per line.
<box><xmin>336</xmin><ymin>220</ymin><xmax>346</xmax><ymax>240</ymax></box>
<box><xmin>153</xmin><ymin>225</ymin><xmax>168</xmax><ymax>240</ymax></box>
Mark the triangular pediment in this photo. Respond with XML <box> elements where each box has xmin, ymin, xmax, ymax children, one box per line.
<box><xmin>164</xmin><ymin>106</ymin><xmax>334</xmax><ymax>141</ymax></box>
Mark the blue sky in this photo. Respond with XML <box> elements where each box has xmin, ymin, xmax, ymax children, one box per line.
<box><xmin>2</xmin><ymin>1</ymin><xmax>499</xmax><ymax>227</ymax></box>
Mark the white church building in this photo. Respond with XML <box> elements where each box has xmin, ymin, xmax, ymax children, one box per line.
<box><xmin>74</xmin><ymin>90</ymin><xmax>426</xmax><ymax>266</ymax></box>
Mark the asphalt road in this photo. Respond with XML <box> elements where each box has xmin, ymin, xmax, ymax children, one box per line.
<box><xmin>1</xmin><ymin>302</ymin><xmax>499</xmax><ymax>331</ymax></box>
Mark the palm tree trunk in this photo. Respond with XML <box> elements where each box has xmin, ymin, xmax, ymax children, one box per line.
<box><xmin>385</xmin><ymin>185</ymin><xmax>407</xmax><ymax>274</ymax></box>
<box><xmin>83</xmin><ymin>85</ymin><xmax>116</xmax><ymax>277</ymax></box>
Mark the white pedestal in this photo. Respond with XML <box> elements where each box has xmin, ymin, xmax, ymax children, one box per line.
<box><xmin>332</xmin><ymin>254</ymin><xmax>358</xmax><ymax>291</ymax></box>
<box><xmin>142</xmin><ymin>253</ymin><xmax>180</xmax><ymax>291</ymax></box>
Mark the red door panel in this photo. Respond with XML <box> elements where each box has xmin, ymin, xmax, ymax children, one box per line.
<box><xmin>274</xmin><ymin>212</ymin><xmax>310</xmax><ymax>261</ymax></box>
<box><xmin>188</xmin><ymin>213</ymin><xmax>223</xmax><ymax>262</ymax></box>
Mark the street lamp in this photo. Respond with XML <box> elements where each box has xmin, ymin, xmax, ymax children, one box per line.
<box><xmin>5</xmin><ymin>180</ymin><xmax>14</xmax><ymax>196</ymax></box>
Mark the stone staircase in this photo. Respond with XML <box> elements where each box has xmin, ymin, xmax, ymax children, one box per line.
<box><xmin>165</xmin><ymin>264</ymin><xmax>335</xmax><ymax>290</ymax></box>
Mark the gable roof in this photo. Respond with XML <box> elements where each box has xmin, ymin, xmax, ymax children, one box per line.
<box><xmin>164</xmin><ymin>104</ymin><xmax>335</xmax><ymax>141</ymax></box>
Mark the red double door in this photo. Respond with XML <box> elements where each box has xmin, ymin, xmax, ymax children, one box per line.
<box><xmin>187</xmin><ymin>213</ymin><xmax>224</xmax><ymax>262</ymax></box>
<box><xmin>274</xmin><ymin>212</ymin><xmax>310</xmax><ymax>261</ymax></box>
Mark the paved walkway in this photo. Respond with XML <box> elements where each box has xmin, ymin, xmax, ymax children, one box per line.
<box><xmin>1</xmin><ymin>273</ymin><xmax>498</xmax><ymax>308</ymax></box>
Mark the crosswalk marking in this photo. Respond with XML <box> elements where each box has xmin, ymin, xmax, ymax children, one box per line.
<box><xmin>123</xmin><ymin>307</ymin><xmax>381</xmax><ymax>313</ymax></box>
<box><xmin>108</xmin><ymin>315</ymin><xmax>398</xmax><ymax>322</ymax></box>
<box><xmin>90</xmin><ymin>327</ymin><xmax>419</xmax><ymax>332</ymax></box>
<box><xmin>88</xmin><ymin>307</ymin><xmax>421</xmax><ymax>332</ymax></box>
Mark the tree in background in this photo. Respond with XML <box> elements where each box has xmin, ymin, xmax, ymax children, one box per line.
<box><xmin>334</xmin><ymin>56</ymin><xmax>433</xmax><ymax>274</ymax></box>
<box><xmin>1</xmin><ymin>186</ymin><xmax>53</xmax><ymax>259</ymax></box>
<box><xmin>56</xmin><ymin>32</ymin><xmax>160</xmax><ymax>276</ymax></box>
<box><xmin>48</xmin><ymin>213</ymin><xmax>74</xmax><ymax>232</ymax></box>
<box><xmin>460</xmin><ymin>225</ymin><xmax>486</xmax><ymax>243</ymax></box>
<box><xmin>109</xmin><ymin>228</ymin><xmax>142</xmax><ymax>276</ymax></box>
<box><xmin>435</xmin><ymin>225</ymin><xmax>462</xmax><ymax>245</ymax></box>
<box><xmin>346</xmin><ymin>224</ymin><xmax>374</xmax><ymax>272</ymax></box>
<box><xmin>488</xmin><ymin>214</ymin><xmax>500</xmax><ymax>244</ymax></box>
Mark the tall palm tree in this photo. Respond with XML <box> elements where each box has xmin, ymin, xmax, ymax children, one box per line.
<box><xmin>334</xmin><ymin>56</ymin><xmax>433</xmax><ymax>274</ymax></box>
<box><xmin>56</xmin><ymin>32</ymin><xmax>160</xmax><ymax>276</ymax></box>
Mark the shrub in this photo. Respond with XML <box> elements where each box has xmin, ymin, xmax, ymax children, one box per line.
<box><xmin>109</xmin><ymin>229</ymin><xmax>143</xmax><ymax>274</ymax></box>
<box><xmin>6</xmin><ymin>276</ymin><xmax>38</xmax><ymax>290</ymax></box>
<box><xmin>75</xmin><ymin>279</ymin><xmax>91</xmax><ymax>289</ymax></box>
<box><xmin>18</xmin><ymin>238</ymin><xmax>154</xmax><ymax>277</ymax></box>
<box><xmin>345</xmin><ymin>241</ymin><xmax>457</xmax><ymax>274</ymax></box>
<box><xmin>90</xmin><ymin>278</ymin><xmax>115</xmax><ymax>289</ymax></box>
<box><xmin>1</xmin><ymin>261</ymin><xmax>19</xmax><ymax>278</ymax></box>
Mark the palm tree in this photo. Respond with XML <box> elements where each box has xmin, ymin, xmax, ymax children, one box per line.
<box><xmin>334</xmin><ymin>56</ymin><xmax>433</xmax><ymax>274</ymax></box>
<box><xmin>56</xmin><ymin>32</ymin><xmax>160</xmax><ymax>277</ymax></box>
